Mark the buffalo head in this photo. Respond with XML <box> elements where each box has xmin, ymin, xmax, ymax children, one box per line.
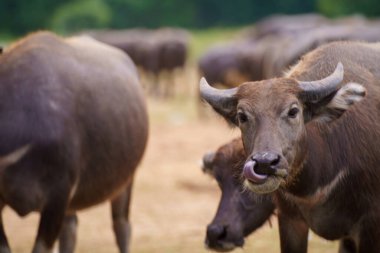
<box><xmin>202</xmin><ymin>138</ymin><xmax>275</xmax><ymax>251</ymax></box>
<box><xmin>200</xmin><ymin>62</ymin><xmax>366</xmax><ymax>194</ymax></box>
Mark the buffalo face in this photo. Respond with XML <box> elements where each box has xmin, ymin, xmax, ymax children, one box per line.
<box><xmin>202</xmin><ymin>139</ymin><xmax>275</xmax><ymax>251</ymax></box>
<box><xmin>200</xmin><ymin>62</ymin><xmax>366</xmax><ymax>194</ymax></box>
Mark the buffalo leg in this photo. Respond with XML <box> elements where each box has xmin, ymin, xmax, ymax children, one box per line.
<box><xmin>278</xmin><ymin>213</ymin><xmax>308</xmax><ymax>253</ymax></box>
<box><xmin>162</xmin><ymin>70</ymin><xmax>174</xmax><ymax>98</ymax></box>
<box><xmin>58</xmin><ymin>214</ymin><xmax>78</xmax><ymax>253</ymax></box>
<box><xmin>357</xmin><ymin>215</ymin><xmax>380</xmax><ymax>253</ymax></box>
<box><xmin>338</xmin><ymin>238</ymin><xmax>356</xmax><ymax>253</ymax></box>
<box><xmin>0</xmin><ymin>202</ymin><xmax>10</xmax><ymax>253</ymax></box>
<box><xmin>32</xmin><ymin>187</ymin><xmax>70</xmax><ymax>253</ymax></box>
<box><xmin>111</xmin><ymin>183</ymin><xmax>133</xmax><ymax>253</ymax></box>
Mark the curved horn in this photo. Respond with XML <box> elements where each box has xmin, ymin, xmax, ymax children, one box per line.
<box><xmin>200</xmin><ymin>77</ymin><xmax>239</xmax><ymax>123</ymax></box>
<box><xmin>298</xmin><ymin>62</ymin><xmax>344</xmax><ymax>102</ymax></box>
<box><xmin>200</xmin><ymin>77</ymin><xmax>238</xmax><ymax>105</ymax></box>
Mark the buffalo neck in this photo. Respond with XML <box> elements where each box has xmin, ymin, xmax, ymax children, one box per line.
<box><xmin>285</xmin><ymin>123</ymin><xmax>345</xmax><ymax>198</ymax></box>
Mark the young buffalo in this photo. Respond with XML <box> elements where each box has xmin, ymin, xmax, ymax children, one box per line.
<box><xmin>200</xmin><ymin>41</ymin><xmax>379</xmax><ymax>252</ymax></box>
<box><xmin>202</xmin><ymin>138</ymin><xmax>275</xmax><ymax>251</ymax></box>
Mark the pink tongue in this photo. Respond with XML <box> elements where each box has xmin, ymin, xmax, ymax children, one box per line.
<box><xmin>243</xmin><ymin>161</ymin><xmax>268</xmax><ymax>184</ymax></box>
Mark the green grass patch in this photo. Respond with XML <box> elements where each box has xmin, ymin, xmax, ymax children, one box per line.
<box><xmin>0</xmin><ymin>33</ymin><xmax>16</xmax><ymax>48</ymax></box>
<box><xmin>0</xmin><ymin>33</ymin><xmax>15</xmax><ymax>40</ymax></box>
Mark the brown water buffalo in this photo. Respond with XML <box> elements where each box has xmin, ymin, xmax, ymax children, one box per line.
<box><xmin>0</xmin><ymin>32</ymin><xmax>148</xmax><ymax>253</ymax></box>
<box><xmin>155</xmin><ymin>28</ymin><xmax>189</xmax><ymax>97</ymax></box>
<box><xmin>198</xmin><ymin>41</ymin><xmax>268</xmax><ymax>89</ymax></box>
<box><xmin>201</xmin><ymin>138</ymin><xmax>275</xmax><ymax>251</ymax></box>
<box><xmin>200</xmin><ymin>41</ymin><xmax>380</xmax><ymax>252</ymax></box>
<box><xmin>253</xmin><ymin>13</ymin><xmax>328</xmax><ymax>39</ymax></box>
<box><xmin>207</xmin><ymin>15</ymin><xmax>380</xmax><ymax>83</ymax></box>
<box><xmin>86</xmin><ymin>28</ymin><xmax>189</xmax><ymax>97</ymax></box>
<box><xmin>203</xmin><ymin>138</ymin><xmax>357</xmax><ymax>253</ymax></box>
<box><xmin>264</xmin><ymin>21</ymin><xmax>380</xmax><ymax>78</ymax></box>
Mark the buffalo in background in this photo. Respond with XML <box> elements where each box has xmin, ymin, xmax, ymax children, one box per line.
<box><xmin>199</xmin><ymin>14</ymin><xmax>380</xmax><ymax>88</ymax></box>
<box><xmin>85</xmin><ymin>28</ymin><xmax>190</xmax><ymax>98</ymax></box>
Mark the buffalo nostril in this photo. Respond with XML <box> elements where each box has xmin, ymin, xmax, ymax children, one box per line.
<box><xmin>270</xmin><ymin>155</ymin><xmax>280</xmax><ymax>166</ymax></box>
<box><xmin>207</xmin><ymin>224</ymin><xmax>227</xmax><ymax>242</ymax></box>
<box><xmin>251</xmin><ymin>152</ymin><xmax>281</xmax><ymax>175</ymax></box>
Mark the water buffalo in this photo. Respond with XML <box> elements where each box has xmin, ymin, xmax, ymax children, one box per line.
<box><xmin>201</xmin><ymin>138</ymin><xmax>275</xmax><ymax>251</ymax></box>
<box><xmin>200</xmin><ymin>41</ymin><xmax>380</xmax><ymax>252</ymax></box>
<box><xmin>263</xmin><ymin>21</ymin><xmax>380</xmax><ymax>78</ymax></box>
<box><xmin>0</xmin><ymin>32</ymin><xmax>148</xmax><ymax>253</ymax></box>
<box><xmin>203</xmin><ymin>138</ymin><xmax>357</xmax><ymax>253</ymax></box>
<box><xmin>155</xmin><ymin>28</ymin><xmax>189</xmax><ymax>97</ymax></box>
<box><xmin>198</xmin><ymin>42</ymin><xmax>267</xmax><ymax>89</ymax></box>
<box><xmin>250</xmin><ymin>13</ymin><xmax>328</xmax><ymax>40</ymax></box>
<box><xmin>86</xmin><ymin>28</ymin><xmax>189</xmax><ymax>97</ymax></box>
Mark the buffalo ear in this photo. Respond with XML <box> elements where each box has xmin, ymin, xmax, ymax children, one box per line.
<box><xmin>303</xmin><ymin>82</ymin><xmax>366</xmax><ymax>123</ymax></box>
<box><xmin>208</xmin><ymin>99</ymin><xmax>238</xmax><ymax>126</ymax></box>
<box><xmin>202</xmin><ymin>152</ymin><xmax>216</xmax><ymax>176</ymax></box>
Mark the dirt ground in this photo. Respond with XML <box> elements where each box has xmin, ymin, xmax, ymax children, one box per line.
<box><xmin>2</xmin><ymin>72</ymin><xmax>339</xmax><ymax>253</ymax></box>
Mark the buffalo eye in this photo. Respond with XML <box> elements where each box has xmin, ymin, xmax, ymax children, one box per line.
<box><xmin>237</xmin><ymin>111</ymin><xmax>248</xmax><ymax>123</ymax></box>
<box><xmin>288</xmin><ymin>107</ymin><xmax>299</xmax><ymax>118</ymax></box>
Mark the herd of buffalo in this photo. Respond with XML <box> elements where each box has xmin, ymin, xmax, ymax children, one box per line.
<box><xmin>199</xmin><ymin>14</ymin><xmax>380</xmax><ymax>88</ymax></box>
<box><xmin>1</xmin><ymin>13</ymin><xmax>380</xmax><ymax>253</ymax></box>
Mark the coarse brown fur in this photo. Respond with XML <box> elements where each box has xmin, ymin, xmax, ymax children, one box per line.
<box><xmin>0</xmin><ymin>31</ymin><xmax>148</xmax><ymax>253</ymax></box>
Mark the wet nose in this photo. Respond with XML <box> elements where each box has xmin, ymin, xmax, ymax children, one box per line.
<box><xmin>251</xmin><ymin>152</ymin><xmax>280</xmax><ymax>175</ymax></box>
<box><xmin>206</xmin><ymin>224</ymin><xmax>227</xmax><ymax>243</ymax></box>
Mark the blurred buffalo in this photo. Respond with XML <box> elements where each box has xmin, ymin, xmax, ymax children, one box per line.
<box><xmin>85</xmin><ymin>28</ymin><xmax>190</xmax><ymax>98</ymax></box>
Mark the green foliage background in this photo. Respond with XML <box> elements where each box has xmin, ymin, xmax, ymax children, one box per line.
<box><xmin>0</xmin><ymin>0</ymin><xmax>380</xmax><ymax>36</ymax></box>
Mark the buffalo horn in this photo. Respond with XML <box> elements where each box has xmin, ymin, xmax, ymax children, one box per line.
<box><xmin>199</xmin><ymin>77</ymin><xmax>237</xmax><ymax>107</ymax></box>
<box><xmin>298</xmin><ymin>62</ymin><xmax>344</xmax><ymax>102</ymax></box>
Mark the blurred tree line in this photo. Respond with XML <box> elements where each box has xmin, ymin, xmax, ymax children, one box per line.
<box><xmin>0</xmin><ymin>0</ymin><xmax>379</xmax><ymax>35</ymax></box>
